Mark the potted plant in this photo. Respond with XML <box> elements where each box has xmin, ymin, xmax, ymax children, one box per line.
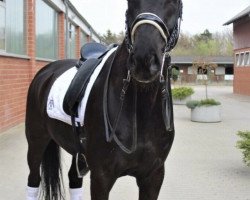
<box><xmin>236</xmin><ymin>131</ymin><xmax>250</xmax><ymax>167</ymax></box>
<box><xmin>186</xmin><ymin>99</ymin><xmax>222</xmax><ymax>122</ymax></box>
<box><xmin>172</xmin><ymin>86</ymin><xmax>194</xmax><ymax>105</ymax></box>
<box><xmin>185</xmin><ymin>59</ymin><xmax>222</xmax><ymax>122</ymax></box>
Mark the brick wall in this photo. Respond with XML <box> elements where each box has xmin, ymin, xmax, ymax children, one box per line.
<box><xmin>76</xmin><ymin>27</ymin><xmax>81</xmax><ymax>59</ymax></box>
<box><xmin>58</xmin><ymin>12</ymin><xmax>66</xmax><ymax>60</ymax></box>
<box><xmin>234</xmin><ymin>68</ymin><xmax>250</xmax><ymax>96</ymax></box>
<box><xmin>233</xmin><ymin>47</ymin><xmax>250</xmax><ymax>96</ymax></box>
<box><xmin>0</xmin><ymin>0</ymin><xmax>82</xmax><ymax>132</ymax></box>
<box><xmin>0</xmin><ymin>57</ymin><xmax>31</xmax><ymax>131</ymax></box>
<box><xmin>233</xmin><ymin>18</ymin><xmax>250</xmax><ymax>50</ymax></box>
<box><xmin>232</xmin><ymin>15</ymin><xmax>250</xmax><ymax>96</ymax></box>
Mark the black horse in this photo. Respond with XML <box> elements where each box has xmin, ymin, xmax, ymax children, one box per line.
<box><xmin>25</xmin><ymin>0</ymin><xmax>182</xmax><ymax>199</ymax></box>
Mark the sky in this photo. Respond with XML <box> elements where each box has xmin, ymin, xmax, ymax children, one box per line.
<box><xmin>70</xmin><ymin>0</ymin><xmax>250</xmax><ymax>35</ymax></box>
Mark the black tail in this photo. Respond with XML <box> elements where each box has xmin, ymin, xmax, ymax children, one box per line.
<box><xmin>41</xmin><ymin>140</ymin><xmax>64</xmax><ymax>200</ymax></box>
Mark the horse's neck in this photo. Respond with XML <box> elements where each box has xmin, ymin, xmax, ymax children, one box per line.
<box><xmin>136</xmin><ymin>86</ymin><xmax>161</xmax><ymax>114</ymax></box>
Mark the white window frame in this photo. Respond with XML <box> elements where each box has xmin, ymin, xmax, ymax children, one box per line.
<box><xmin>248</xmin><ymin>52</ymin><xmax>250</xmax><ymax>66</ymax></box>
<box><xmin>239</xmin><ymin>53</ymin><xmax>244</xmax><ymax>66</ymax></box>
<box><xmin>0</xmin><ymin>0</ymin><xmax>6</xmax><ymax>52</ymax></box>
<box><xmin>244</xmin><ymin>52</ymin><xmax>250</xmax><ymax>66</ymax></box>
<box><xmin>235</xmin><ymin>53</ymin><xmax>240</xmax><ymax>67</ymax></box>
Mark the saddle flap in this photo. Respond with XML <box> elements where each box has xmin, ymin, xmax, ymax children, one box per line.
<box><xmin>63</xmin><ymin>58</ymin><xmax>101</xmax><ymax>116</ymax></box>
<box><xmin>80</xmin><ymin>43</ymin><xmax>108</xmax><ymax>61</ymax></box>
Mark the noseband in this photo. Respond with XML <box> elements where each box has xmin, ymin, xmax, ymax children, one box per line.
<box><xmin>130</xmin><ymin>13</ymin><xmax>170</xmax><ymax>45</ymax></box>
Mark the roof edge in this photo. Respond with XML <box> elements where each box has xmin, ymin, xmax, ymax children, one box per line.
<box><xmin>224</xmin><ymin>5</ymin><xmax>250</xmax><ymax>25</ymax></box>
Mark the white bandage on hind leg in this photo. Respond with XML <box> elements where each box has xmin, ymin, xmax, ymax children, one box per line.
<box><xmin>26</xmin><ymin>186</ymin><xmax>39</xmax><ymax>200</ymax></box>
<box><xmin>69</xmin><ymin>188</ymin><xmax>84</xmax><ymax>200</ymax></box>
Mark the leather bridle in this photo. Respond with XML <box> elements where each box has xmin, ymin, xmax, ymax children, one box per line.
<box><xmin>126</xmin><ymin>0</ymin><xmax>183</xmax><ymax>53</ymax></box>
<box><xmin>125</xmin><ymin>0</ymin><xmax>183</xmax><ymax>82</ymax></box>
<box><xmin>103</xmin><ymin>1</ymin><xmax>183</xmax><ymax>154</ymax></box>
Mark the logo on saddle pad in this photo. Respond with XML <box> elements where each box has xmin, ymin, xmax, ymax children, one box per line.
<box><xmin>48</xmin><ymin>99</ymin><xmax>54</xmax><ymax>110</ymax></box>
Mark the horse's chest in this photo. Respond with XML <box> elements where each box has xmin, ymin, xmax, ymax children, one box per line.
<box><xmin>137</xmin><ymin>138</ymin><xmax>169</xmax><ymax>163</ymax></box>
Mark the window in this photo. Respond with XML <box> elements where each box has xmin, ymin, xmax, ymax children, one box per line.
<box><xmin>235</xmin><ymin>54</ymin><xmax>239</xmax><ymax>66</ymax></box>
<box><xmin>80</xmin><ymin>31</ymin><xmax>88</xmax><ymax>48</ymax></box>
<box><xmin>36</xmin><ymin>0</ymin><xmax>58</xmax><ymax>59</ymax></box>
<box><xmin>0</xmin><ymin>0</ymin><xmax>5</xmax><ymax>50</ymax></box>
<box><xmin>239</xmin><ymin>53</ymin><xmax>244</xmax><ymax>66</ymax></box>
<box><xmin>197</xmin><ymin>67</ymin><xmax>207</xmax><ymax>75</ymax></box>
<box><xmin>68</xmin><ymin>22</ymin><xmax>76</xmax><ymax>58</ymax></box>
<box><xmin>236</xmin><ymin>52</ymin><xmax>250</xmax><ymax>67</ymax></box>
<box><xmin>0</xmin><ymin>0</ymin><xmax>25</xmax><ymax>54</ymax></box>
<box><xmin>244</xmin><ymin>52</ymin><xmax>249</xmax><ymax>66</ymax></box>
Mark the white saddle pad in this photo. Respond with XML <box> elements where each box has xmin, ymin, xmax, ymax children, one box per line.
<box><xmin>47</xmin><ymin>47</ymin><xmax>117</xmax><ymax>126</ymax></box>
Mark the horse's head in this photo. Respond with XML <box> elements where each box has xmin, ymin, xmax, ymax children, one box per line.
<box><xmin>126</xmin><ymin>0</ymin><xmax>182</xmax><ymax>83</ymax></box>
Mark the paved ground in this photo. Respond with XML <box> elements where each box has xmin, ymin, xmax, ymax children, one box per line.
<box><xmin>0</xmin><ymin>85</ymin><xmax>250</xmax><ymax>200</ymax></box>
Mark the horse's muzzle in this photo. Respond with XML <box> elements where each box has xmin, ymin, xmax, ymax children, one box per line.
<box><xmin>129</xmin><ymin>53</ymin><xmax>161</xmax><ymax>83</ymax></box>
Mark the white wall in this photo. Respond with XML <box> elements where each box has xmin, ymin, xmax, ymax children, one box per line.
<box><xmin>215</xmin><ymin>66</ymin><xmax>225</xmax><ymax>75</ymax></box>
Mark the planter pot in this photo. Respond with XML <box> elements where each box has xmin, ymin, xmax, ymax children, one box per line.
<box><xmin>173</xmin><ymin>96</ymin><xmax>191</xmax><ymax>105</ymax></box>
<box><xmin>191</xmin><ymin>105</ymin><xmax>222</xmax><ymax>123</ymax></box>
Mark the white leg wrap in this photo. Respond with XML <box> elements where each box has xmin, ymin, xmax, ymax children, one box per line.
<box><xmin>69</xmin><ymin>188</ymin><xmax>84</xmax><ymax>200</ymax></box>
<box><xmin>26</xmin><ymin>186</ymin><xmax>39</xmax><ymax>200</ymax></box>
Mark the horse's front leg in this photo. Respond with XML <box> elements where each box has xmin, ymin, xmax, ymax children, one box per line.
<box><xmin>90</xmin><ymin>169</ymin><xmax>116</xmax><ymax>200</ymax></box>
<box><xmin>136</xmin><ymin>166</ymin><xmax>165</xmax><ymax>200</ymax></box>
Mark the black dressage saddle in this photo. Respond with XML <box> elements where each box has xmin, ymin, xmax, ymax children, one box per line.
<box><xmin>63</xmin><ymin>43</ymin><xmax>117</xmax><ymax>117</ymax></box>
<box><xmin>80</xmin><ymin>42</ymin><xmax>110</xmax><ymax>61</ymax></box>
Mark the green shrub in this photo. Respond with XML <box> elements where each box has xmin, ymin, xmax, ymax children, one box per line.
<box><xmin>186</xmin><ymin>100</ymin><xmax>200</xmax><ymax>109</ymax></box>
<box><xmin>236</xmin><ymin>131</ymin><xmax>250</xmax><ymax>167</ymax></box>
<box><xmin>199</xmin><ymin>99</ymin><xmax>221</xmax><ymax>106</ymax></box>
<box><xmin>172</xmin><ymin>68</ymin><xmax>180</xmax><ymax>82</ymax></box>
<box><xmin>172</xmin><ymin>87</ymin><xmax>194</xmax><ymax>100</ymax></box>
<box><xmin>186</xmin><ymin>98</ymin><xmax>221</xmax><ymax>109</ymax></box>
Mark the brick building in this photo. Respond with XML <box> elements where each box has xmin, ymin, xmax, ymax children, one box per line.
<box><xmin>0</xmin><ymin>0</ymin><xmax>100</xmax><ymax>132</ymax></box>
<box><xmin>224</xmin><ymin>6</ymin><xmax>250</xmax><ymax>96</ymax></box>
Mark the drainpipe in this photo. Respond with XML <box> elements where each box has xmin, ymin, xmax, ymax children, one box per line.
<box><xmin>64</xmin><ymin>0</ymin><xmax>69</xmax><ymax>58</ymax></box>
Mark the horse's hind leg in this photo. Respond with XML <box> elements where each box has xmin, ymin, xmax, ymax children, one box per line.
<box><xmin>26</xmin><ymin>127</ymin><xmax>50</xmax><ymax>199</ymax></box>
<box><xmin>68</xmin><ymin>156</ymin><xmax>84</xmax><ymax>200</ymax></box>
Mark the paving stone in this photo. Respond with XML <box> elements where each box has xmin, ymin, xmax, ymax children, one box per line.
<box><xmin>0</xmin><ymin>86</ymin><xmax>250</xmax><ymax>200</ymax></box>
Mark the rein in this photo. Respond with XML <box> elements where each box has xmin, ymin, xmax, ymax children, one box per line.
<box><xmin>103</xmin><ymin>50</ymin><xmax>137</xmax><ymax>154</ymax></box>
<box><xmin>103</xmin><ymin>48</ymin><xmax>173</xmax><ymax>154</ymax></box>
